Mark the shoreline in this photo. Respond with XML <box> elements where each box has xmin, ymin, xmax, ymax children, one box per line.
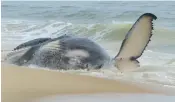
<box><xmin>2</xmin><ymin>63</ymin><xmax>160</xmax><ymax>102</ymax></box>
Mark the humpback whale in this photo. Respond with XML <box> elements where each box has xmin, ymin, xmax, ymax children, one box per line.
<box><xmin>5</xmin><ymin>13</ymin><xmax>157</xmax><ymax>71</ymax></box>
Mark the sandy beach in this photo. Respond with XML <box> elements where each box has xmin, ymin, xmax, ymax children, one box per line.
<box><xmin>2</xmin><ymin>63</ymin><xmax>161</xmax><ymax>102</ymax></box>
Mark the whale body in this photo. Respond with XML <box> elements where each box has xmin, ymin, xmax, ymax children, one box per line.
<box><xmin>6</xmin><ymin>13</ymin><xmax>157</xmax><ymax>71</ymax></box>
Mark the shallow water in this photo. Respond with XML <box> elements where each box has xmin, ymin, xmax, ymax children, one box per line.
<box><xmin>1</xmin><ymin>1</ymin><xmax>175</xmax><ymax>89</ymax></box>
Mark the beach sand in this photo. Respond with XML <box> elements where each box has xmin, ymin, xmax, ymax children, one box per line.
<box><xmin>1</xmin><ymin>63</ymin><xmax>160</xmax><ymax>102</ymax></box>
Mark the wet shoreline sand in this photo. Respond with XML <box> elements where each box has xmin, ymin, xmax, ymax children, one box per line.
<box><xmin>2</xmin><ymin>63</ymin><xmax>162</xmax><ymax>102</ymax></box>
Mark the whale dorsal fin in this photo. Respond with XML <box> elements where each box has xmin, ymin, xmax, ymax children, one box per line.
<box><xmin>115</xmin><ymin>13</ymin><xmax>157</xmax><ymax>71</ymax></box>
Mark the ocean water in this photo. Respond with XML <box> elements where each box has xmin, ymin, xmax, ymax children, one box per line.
<box><xmin>1</xmin><ymin>1</ymin><xmax>175</xmax><ymax>89</ymax></box>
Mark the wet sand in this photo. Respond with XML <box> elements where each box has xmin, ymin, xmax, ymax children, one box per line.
<box><xmin>1</xmin><ymin>63</ymin><xmax>160</xmax><ymax>102</ymax></box>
